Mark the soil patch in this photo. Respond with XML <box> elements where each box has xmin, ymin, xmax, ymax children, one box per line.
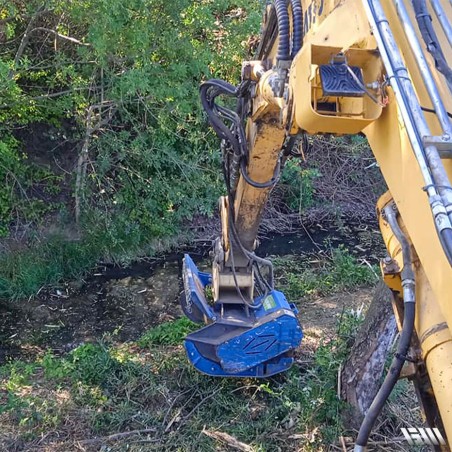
<box><xmin>301</xmin><ymin>288</ymin><xmax>373</xmax><ymax>334</ymax></box>
<box><xmin>0</xmin><ymin>261</ymin><xmax>183</xmax><ymax>362</ymax></box>
<box><xmin>0</xmin><ymin>223</ymin><xmax>384</xmax><ymax>364</ymax></box>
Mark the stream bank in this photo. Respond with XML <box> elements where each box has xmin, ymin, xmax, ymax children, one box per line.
<box><xmin>0</xmin><ymin>221</ymin><xmax>385</xmax><ymax>364</ymax></box>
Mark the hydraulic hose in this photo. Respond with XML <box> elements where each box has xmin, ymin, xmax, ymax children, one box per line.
<box><xmin>363</xmin><ymin>0</ymin><xmax>452</xmax><ymax>266</ymax></box>
<box><xmin>274</xmin><ymin>0</ymin><xmax>291</xmax><ymax>63</ymax></box>
<box><xmin>412</xmin><ymin>0</ymin><xmax>452</xmax><ymax>91</ymax></box>
<box><xmin>440</xmin><ymin>228</ymin><xmax>452</xmax><ymax>264</ymax></box>
<box><xmin>240</xmin><ymin>158</ymin><xmax>281</xmax><ymax>189</ymax></box>
<box><xmin>290</xmin><ymin>0</ymin><xmax>303</xmax><ymax>58</ymax></box>
<box><xmin>228</xmin><ymin>210</ymin><xmax>275</xmax><ymax>288</ymax></box>
<box><xmin>355</xmin><ymin>204</ymin><xmax>416</xmax><ymax>451</ymax></box>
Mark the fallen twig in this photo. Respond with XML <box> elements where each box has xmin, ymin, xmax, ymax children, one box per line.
<box><xmin>28</xmin><ymin>27</ymin><xmax>90</xmax><ymax>46</ymax></box>
<box><xmin>164</xmin><ymin>408</ymin><xmax>182</xmax><ymax>433</ymax></box>
<box><xmin>360</xmin><ymin>258</ymin><xmax>380</xmax><ymax>280</ymax></box>
<box><xmin>202</xmin><ymin>428</ymin><xmax>254</xmax><ymax>452</ymax></box>
<box><xmin>77</xmin><ymin>427</ymin><xmax>157</xmax><ymax>445</ymax></box>
<box><xmin>340</xmin><ymin>435</ymin><xmax>348</xmax><ymax>452</ymax></box>
<box><xmin>179</xmin><ymin>386</ymin><xmax>223</xmax><ymax>425</ymax></box>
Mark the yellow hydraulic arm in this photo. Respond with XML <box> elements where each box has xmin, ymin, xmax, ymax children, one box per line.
<box><xmin>193</xmin><ymin>0</ymin><xmax>452</xmax><ymax>448</ymax></box>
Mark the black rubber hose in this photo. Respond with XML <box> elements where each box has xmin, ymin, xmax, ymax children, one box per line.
<box><xmin>440</xmin><ymin>227</ymin><xmax>452</xmax><ymax>265</ymax></box>
<box><xmin>200</xmin><ymin>80</ymin><xmax>247</xmax><ymax>158</ymax></box>
<box><xmin>421</xmin><ymin>106</ymin><xmax>452</xmax><ymax>119</ymax></box>
<box><xmin>240</xmin><ymin>158</ymin><xmax>281</xmax><ymax>189</ymax></box>
<box><xmin>412</xmin><ymin>0</ymin><xmax>452</xmax><ymax>90</ymax></box>
<box><xmin>355</xmin><ymin>305</ymin><xmax>415</xmax><ymax>449</ymax></box>
<box><xmin>274</xmin><ymin>0</ymin><xmax>291</xmax><ymax>63</ymax></box>
<box><xmin>355</xmin><ymin>205</ymin><xmax>416</xmax><ymax>450</ymax></box>
<box><xmin>290</xmin><ymin>0</ymin><xmax>303</xmax><ymax>58</ymax></box>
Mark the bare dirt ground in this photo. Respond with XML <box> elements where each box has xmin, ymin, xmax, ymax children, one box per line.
<box><xmin>1</xmin><ymin>223</ymin><xmax>384</xmax><ymax>365</ymax></box>
<box><xmin>0</xmin><ymin>261</ymin><xmax>183</xmax><ymax>363</ymax></box>
<box><xmin>300</xmin><ymin>289</ymin><xmax>373</xmax><ymax>349</ymax></box>
<box><xmin>0</xmin><ymin>262</ymin><xmax>373</xmax><ymax>365</ymax></box>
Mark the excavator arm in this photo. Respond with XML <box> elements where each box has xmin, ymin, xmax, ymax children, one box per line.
<box><xmin>181</xmin><ymin>0</ymin><xmax>452</xmax><ymax>447</ymax></box>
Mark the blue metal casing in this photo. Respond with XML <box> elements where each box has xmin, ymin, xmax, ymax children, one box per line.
<box><xmin>181</xmin><ymin>254</ymin><xmax>303</xmax><ymax>378</ymax></box>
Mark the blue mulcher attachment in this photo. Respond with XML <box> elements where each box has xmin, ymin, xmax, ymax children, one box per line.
<box><xmin>181</xmin><ymin>254</ymin><xmax>303</xmax><ymax>378</ymax></box>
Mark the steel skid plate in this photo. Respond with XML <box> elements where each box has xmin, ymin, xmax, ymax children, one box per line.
<box><xmin>181</xmin><ymin>254</ymin><xmax>303</xmax><ymax>377</ymax></box>
<box><xmin>181</xmin><ymin>254</ymin><xmax>215</xmax><ymax>323</ymax></box>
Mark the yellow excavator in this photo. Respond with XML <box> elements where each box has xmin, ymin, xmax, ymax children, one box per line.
<box><xmin>180</xmin><ymin>0</ymin><xmax>452</xmax><ymax>448</ymax></box>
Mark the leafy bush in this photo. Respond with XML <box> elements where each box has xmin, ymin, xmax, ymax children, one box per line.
<box><xmin>0</xmin><ymin>1</ymin><xmax>264</xmax><ymax>299</ymax></box>
<box><xmin>279</xmin><ymin>160</ymin><xmax>320</xmax><ymax>211</ymax></box>
<box><xmin>0</xmin><ymin>0</ymin><xmax>262</xmax><ymax>238</ymax></box>
<box><xmin>0</xmin><ymin>136</ymin><xmax>21</xmax><ymax>236</ymax></box>
<box><xmin>138</xmin><ymin>317</ymin><xmax>198</xmax><ymax>346</ymax></box>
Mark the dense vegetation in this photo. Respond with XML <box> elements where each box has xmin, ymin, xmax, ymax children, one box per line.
<box><xmin>0</xmin><ymin>3</ymin><xmax>418</xmax><ymax>450</ymax></box>
<box><xmin>0</xmin><ymin>0</ymin><xmax>264</xmax><ymax>297</ymax></box>
<box><xmin>0</xmin><ymin>0</ymin><xmax>386</xmax><ymax>301</ymax></box>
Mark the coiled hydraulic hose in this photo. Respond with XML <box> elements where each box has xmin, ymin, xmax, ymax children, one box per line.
<box><xmin>239</xmin><ymin>158</ymin><xmax>281</xmax><ymax>189</ymax></box>
<box><xmin>355</xmin><ymin>203</ymin><xmax>416</xmax><ymax>451</ymax></box>
<box><xmin>274</xmin><ymin>0</ymin><xmax>291</xmax><ymax>63</ymax></box>
<box><xmin>290</xmin><ymin>0</ymin><xmax>303</xmax><ymax>58</ymax></box>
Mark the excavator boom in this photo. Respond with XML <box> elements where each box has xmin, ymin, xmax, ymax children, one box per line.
<box><xmin>181</xmin><ymin>0</ymin><xmax>452</xmax><ymax>447</ymax></box>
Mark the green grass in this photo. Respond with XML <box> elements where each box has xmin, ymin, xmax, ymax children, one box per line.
<box><xmin>273</xmin><ymin>245</ymin><xmax>378</xmax><ymax>300</ymax></box>
<box><xmin>138</xmin><ymin>317</ymin><xmax>198</xmax><ymax>346</ymax></box>
<box><xmin>0</xmin><ymin>310</ymin><xmax>365</xmax><ymax>451</ymax></box>
<box><xmin>0</xmin><ymin>216</ymin><xmax>191</xmax><ymax>301</ymax></box>
<box><xmin>0</xmin><ymin>237</ymin><xmax>98</xmax><ymax>300</ymax></box>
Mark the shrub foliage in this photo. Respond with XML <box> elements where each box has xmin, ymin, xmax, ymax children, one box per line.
<box><xmin>0</xmin><ymin>0</ymin><xmax>262</xmax><ymax>237</ymax></box>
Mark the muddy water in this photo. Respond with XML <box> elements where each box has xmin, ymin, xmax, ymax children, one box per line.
<box><xmin>0</xmin><ymin>223</ymin><xmax>384</xmax><ymax>363</ymax></box>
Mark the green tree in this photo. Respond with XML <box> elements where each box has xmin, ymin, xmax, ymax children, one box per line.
<box><xmin>0</xmin><ymin>0</ymin><xmax>262</xmax><ymax>237</ymax></box>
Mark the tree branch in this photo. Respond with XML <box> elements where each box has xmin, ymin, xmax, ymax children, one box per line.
<box><xmin>77</xmin><ymin>428</ymin><xmax>157</xmax><ymax>445</ymax></box>
<box><xmin>9</xmin><ymin>9</ymin><xmax>89</xmax><ymax>79</ymax></box>
<box><xmin>0</xmin><ymin>86</ymin><xmax>104</xmax><ymax>109</ymax></box>
<box><xmin>29</xmin><ymin>27</ymin><xmax>91</xmax><ymax>47</ymax></box>
<box><xmin>75</xmin><ymin>102</ymin><xmax>116</xmax><ymax>224</ymax></box>
<box><xmin>202</xmin><ymin>429</ymin><xmax>254</xmax><ymax>452</ymax></box>
<box><xmin>9</xmin><ymin>7</ymin><xmax>49</xmax><ymax>79</ymax></box>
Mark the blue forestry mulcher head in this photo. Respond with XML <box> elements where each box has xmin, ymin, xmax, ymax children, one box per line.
<box><xmin>180</xmin><ymin>254</ymin><xmax>303</xmax><ymax>377</ymax></box>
